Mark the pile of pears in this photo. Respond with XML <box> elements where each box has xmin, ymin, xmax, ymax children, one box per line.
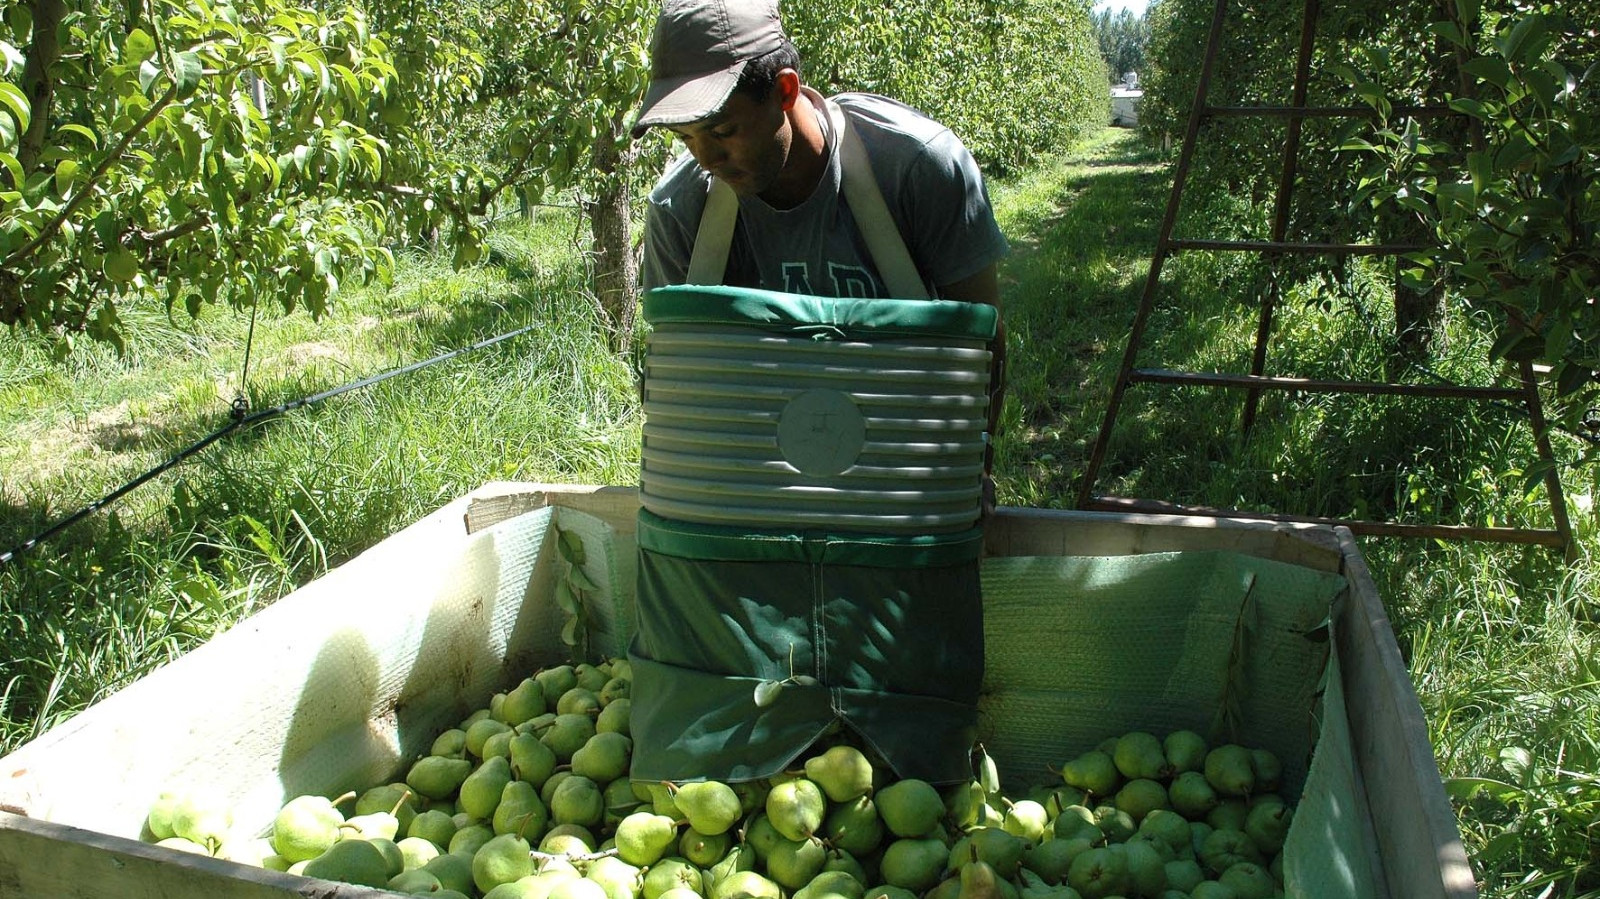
<box><xmin>142</xmin><ymin>657</ymin><xmax>1296</xmax><ymax>899</ymax></box>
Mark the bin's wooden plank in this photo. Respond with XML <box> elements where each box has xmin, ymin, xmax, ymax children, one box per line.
<box><xmin>1335</xmin><ymin>529</ymin><xmax>1478</xmax><ymax>899</ymax></box>
<box><xmin>983</xmin><ymin>506</ymin><xmax>1344</xmax><ymax>572</ymax></box>
<box><xmin>0</xmin><ymin>813</ymin><xmax>389</xmax><ymax>899</ymax></box>
<box><xmin>466</xmin><ymin>481</ymin><xmax>642</xmax><ymax>535</ymax></box>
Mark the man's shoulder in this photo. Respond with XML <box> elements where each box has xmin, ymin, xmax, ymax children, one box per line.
<box><xmin>831</xmin><ymin>92</ymin><xmax>953</xmax><ymax>149</ymax></box>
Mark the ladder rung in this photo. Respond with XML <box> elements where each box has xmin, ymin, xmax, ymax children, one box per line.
<box><xmin>1083</xmin><ymin>495</ymin><xmax>1567</xmax><ymax>547</ymax></box>
<box><xmin>1167</xmin><ymin>239</ymin><xmax>1428</xmax><ymax>255</ymax></box>
<box><xmin>1130</xmin><ymin>369</ymin><xmax>1525</xmax><ymax>400</ymax></box>
<box><xmin>1204</xmin><ymin>104</ymin><xmax>1458</xmax><ymax>119</ymax></box>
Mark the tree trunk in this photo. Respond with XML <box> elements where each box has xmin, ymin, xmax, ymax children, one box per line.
<box><xmin>19</xmin><ymin>0</ymin><xmax>66</xmax><ymax>173</ymax></box>
<box><xmin>1393</xmin><ymin>263</ymin><xmax>1447</xmax><ymax>366</ymax></box>
<box><xmin>584</xmin><ymin>115</ymin><xmax>638</xmax><ymax>355</ymax></box>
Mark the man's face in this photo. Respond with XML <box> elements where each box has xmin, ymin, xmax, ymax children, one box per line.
<box><xmin>668</xmin><ymin>88</ymin><xmax>791</xmax><ymax>198</ymax></box>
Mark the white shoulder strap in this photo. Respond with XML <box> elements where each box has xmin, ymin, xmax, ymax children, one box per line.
<box><xmin>687</xmin><ymin>177</ymin><xmax>738</xmax><ymax>285</ymax></box>
<box><xmin>826</xmin><ymin>98</ymin><xmax>928</xmax><ymax>299</ymax></box>
<box><xmin>683</xmin><ymin>96</ymin><xmax>929</xmax><ymax>298</ymax></box>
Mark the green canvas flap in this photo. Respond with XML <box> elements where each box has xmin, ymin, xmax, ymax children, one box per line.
<box><xmin>644</xmin><ymin>284</ymin><xmax>1000</xmax><ymax>341</ymax></box>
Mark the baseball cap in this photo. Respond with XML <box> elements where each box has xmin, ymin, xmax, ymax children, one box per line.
<box><xmin>631</xmin><ymin>0</ymin><xmax>788</xmax><ymax>138</ymax></box>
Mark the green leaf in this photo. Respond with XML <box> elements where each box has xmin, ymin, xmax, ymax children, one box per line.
<box><xmin>568</xmin><ymin>566</ymin><xmax>597</xmax><ymax>592</ymax></box>
<box><xmin>174</xmin><ymin>51</ymin><xmax>204</xmax><ymax>98</ymax></box>
<box><xmin>560</xmin><ymin>616</ymin><xmax>580</xmax><ymax>648</ymax></box>
<box><xmin>553</xmin><ymin>580</ymin><xmax>578</xmax><ymax>615</ymax></box>
<box><xmin>52</xmin><ymin>158</ymin><xmax>76</xmax><ymax>195</ymax></box>
<box><xmin>55</xmin><ymin>123</ymin><xmax>99</xmax><ymax>149</ymax></box>
<box><xmin>557</xmin><ymin>528</ymin><xmax>587</xmax><ymax>566</ymax></box>
<box><xmin>1461</xmin><ymin>56</ymin><xmax>1512</xmax><ymax>92</ymax></box>
<box><xmin>124</xmin><ymin>28</ymin><xmax>156</xmax><ymax>64</ymax></box>
<box><xmin>139</xmin><ymin>59</ymin><xmax>161</xmax><ymax>96</ymax></box>
<box><xmin>1556</xmin><ymin>363</ymin><xmax>1592</xmax><ymax>397</ymax></box>
<box><xmin>0</xmin><ymin>81</ymin><xmax>28</xmax><ymax>134</ymax></box>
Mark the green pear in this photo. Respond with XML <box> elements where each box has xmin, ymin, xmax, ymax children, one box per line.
<box><xmin>144</xmin><ymin>791</ymin><xmax>182</xmax><ymax>840</ymax></box>
<box><xmin>461</xmin><ymin>756</ymin><xmax>516</xmax><ymax>820</ymax></box>
<box><xmin>823</xmin><ymin>847</ymin><xmax>870</xmax><ymax>884</ymax></box>
<box><xmin>1136</xmin><ymin>808</ymin><xmax>1191</xmax><ymax>855</ymax></box>
<box><xmin>451</xmin><ymin>822</ymin><xmax>496</xmax><ymax>856</ymax></box>
<box><xmin>510</xmin><ymin>732</ymin><xmax>560</xmax><ymax>787</ymax></box>
<box><xmin>1163</xmin><ymin>857</ymin><xmax>1204</xmax><ymax>892</ymax></box>
<box><xmin>1219</xmin><ymin>861</ymin><xmax>1275</xmax><ymax>899</ymax></box>
<box><xmin>674</xmin><ymin>780</ymin><xmax>743</xmax><ymax>836</ymax></box>
<box><xmin>862</xmin><ymin>886</ymin><xmax>919</xmax><ymax>899</ymax></box>
<box><xmin>408</xmin><ymin>808</ymin><xmax>459</xmax><ymax>848</ymax></box>
<box><xmin>1052</xmin><ymin>804</ymin><xmax>1101</xmax><ymax>843</ymax></box>
<box><xmin>433</xmin><ymin>728</ymin><xmax>470</xmax><ymax>759</ymax></box>
<box><xmin>1113</xmin><ymin>731</ymin><xmax>1169</xmax><ymax>781</ymax></box>
<box><xmin>766</xmin><ymin>778</ymin><xmax>828</xmax><ymax>841</ymax></box>
<box><xmin>679</xmin><ymin>827</ymin><xmax>733</xmax><ymax>868</ymax></box>
<box><xmin>944</xmin><ymin>781</ymin><xmax>987</xmax><ymax>829</ymax></box>
<box><xmin>474</xmin><ymin>832</ymin><xmax>536</xmax><ymax>894</ymax></box>
<box><xmin>571</xmin><ymin>732</ymin><xmax>634</xmax><ymax>785</ymax></box>
<box><xmin>1163</xmin><ymin>730</ymin><xmax>1208</xmax><ymax>775</ymax></box>
<box><xmin>957</xmin><ymin>847</ymin><xmax>1004</xmax><ymax>899</ymax></box>
<box><xmin>600</xmin><ymin>676</ymin><xmax>632</xmax><ymax>706</ymax></box>
<box><xmin>644</xmin><ymin>856</ymin><xmax>707</xmax><ymax>899</ymax></box>
<box><xmin>804</xmin><ymin>745</ymin><xmax>876</xmax><ymax>803</ymax></box>
<box><xmin>744</xmin><ymin>812</ymin><xmax>783</xmax><ymax>859</ymax></box>
<box><xmin>647</xmin><ymin>781</ymin><xmax>684</xmax><ymax>818</ymax></box>
<box><xmin>1092</xmin><ymin>805</ymin><xmax>1136</xmax><ymax>843</ymax></box>
<box><xmin>423</xmin><ymin>851</ymin><xmax>478</xmax><ymax>894</ymax></box>
<box><xmin>535</xmin><ymin>665</ymin><xmax>580</xmax><ymax>703</ymax></box>
<box><xmin>615</xmin><ymin>811</ymin><xmax>680</xmax><ymax>866</ymax></box>
<box><xmin>407</xmin><ymin>755</ymin><xmax>473</xmax><ymax>800</ymax></box>
<box><xmin>339</xmin><ymin>810</ymin><xmax>400</xmax><ymax>842</ymax></box>
<box><xmin>217</xmin><ymin>836</ymin><xmax>276</xmax><ymax>866</ymax></box>
<box><xmin>878</xmin><ymin>838</ymin><xmax>948</xmax><ymax>893</ymax></box>
<box><xmin>1113</xmin><ymin>778</ymin><xmax>1170</xmax><ymax>822</ymax></box>
<box><xmin>397</xmin><ymin>834</ymin><xmax>442</xmax><ymax>870</ymax></box>
<box><xmin>557</xmin><ymin>687</ymin><xmax>603</xmax><ymax>717</ymax></box>
<box><xmin>1020</xmin><ymin>838</ymin><xmax>1080</xmax><ymax>884</ymax></box>
<box><xmin>875</xmin><ymin>779</ymin><xmax>944</xmax><ymax>838</ymax></box>
<box><xmin>1001</xmin><ymin>799</ymin><xmax>1049</xmax><ymax>843</ymax></box>
<box><xmin>468</xmin><ymin>718</ymin><xmax>516</xmax><ymax>759</ymax></box>
<box><xmin>355</xmin><ymin>783</ymin><xmax>418</xmax><ymax>835</ymax></box>
<box><xmin>302</xmin><ymin>838</ymin><xmax>391</xmax><ymax>887</ymax></box>
<box><xmin>796</xmin><ymin>870</ymin><xmax>866</xmax><ymax>899</ymax></box>
<box><xmin>955</xmin><ymin>827</ymin><xmax>1026</xmax><ymax>878</ymax></box>
<box><xmin>484</xmin><ymin>729</ymin><xmax>519</xmax><ymax>760</ymax></box>
<box><xmin>494</xmin><ymin>779</ymin><xmax>550</xmax><ymax>837</ymax></box>
<box><xmin>370</xmin><ymin>837</ymin><xmax>406</xmax><ymax>878</ymax></box>
<box><xmin>542</xmin><ymin>713</ymin><xmax>599</xmax><ymax>761</ymax></box>
<box><xmin>1059</xmin><ymin>750</ymin><xmax>1120</xmax><ymax>798</ymax></box>
<box><xmin>596</xmin><ymin>698</ymin><xmax>632</xmax><ymax>735</ymax></box>
<box><xmin>390</xmin><ymin>868</ymin><xmax>443</xmax><ymax>892</ymax></box>
<box><xmin>1203</xmin><ymin>745</ymin><xmax>1256</xmax><ymax>798</ymax></box>
<box><xmin>712</xmin><ymin>871</ymin><xmax>783</xmax><ymax>899</ymax></box>
<box><xmin>1121</xmin><ymin>838</ymin><xmax>1167</xmax><ymax>896</ymax></box>
<box><xmin>589</xmin><ymin>855</ymin><xmax>645</xmax><ymax>899</ymax></box>
<box><xmin>1199</xmin><ymin>828</ymin><xmax>1262</xmax><ymax>875</ymax></box>
<box><xmin>272</xmin><ymin>794</ymin><xmax>345</xmax><ymax>863</ymax></box>
<box><xmin>1242</xmin><ymin>798</ymin><xmax>1292</xmax><ymax>855</ymax></box>
<box><xmin>169</xmin><ymin>791</ymin><xmax>233</xmax><ymax>852</ymax></box>
<box><xmin>155</xmin><ymin>836</ymin><xmax>211</xmax><ymax>855</ymax></box>
<box><xmin>825</xmin><ymin>795</ymin><xmax>886</xmax><ymax>857</ymax></box>
<box><xmin>551</xmin><ymin>775</ymin><xmax>606</xmax><ymax>828</ymax></box>
<box><xmin>604</xmin><ymin>777</ymin><xmax>646</xmax><ymax>827</ymax></box>
<box><xmin>1206</xmin><ymin>799</ymin><xmax>1250</xmax><ymax>832</ymax></box>
<box><xmin>1250</xmin><ymin>749</ymin><xmax>1283</xmax><ymax>792</ymax></box>
<box><xmin>1168</xmin><ymin>770</ymin><xmax>1220</xmax><ymax>819</ymax></box>
<box><xmin>575</xmin><ymin>663</ymin><xmax>610</xmax><ymax>692</ymax></box>
<box><xmin>1066</xmin><ymin>846</ymin><xmax>1128</xmax><ymax>899</ymax></box>
<box><xmin>766</xmin><ymin>835</ymin><xmax>829</xmax><ymax>890</ymax></box>
<box><xmin>705</xmin><ymin>844</ymin><xmax>757</xmax><ymax>894</ymax></box>
<box><xmin>501</xmin><ymin>678</ymin><xmax>549</xmax><ymax>726</ymax></box>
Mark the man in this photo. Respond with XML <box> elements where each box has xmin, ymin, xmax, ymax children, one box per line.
<box><xmin>631</xmin><ymin>0</ymin><xmax>1009</xmax><ymax>481</ymax></box>
<box><xmin>625</xmin><ymin>0</ymin><xmax>1008</xmax><ymax>785</ymax></box>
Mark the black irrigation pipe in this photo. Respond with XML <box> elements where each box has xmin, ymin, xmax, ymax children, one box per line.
<box><xmin>0</xmin><ymin>321</ymin><xmax>542</xmax><ymax>569</ymax></box>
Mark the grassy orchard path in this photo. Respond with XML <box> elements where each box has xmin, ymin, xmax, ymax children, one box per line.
<box><xmin>991</xmin><ymin>127</ymin><xmax>1600</xmax><ymax>898</ymax></box>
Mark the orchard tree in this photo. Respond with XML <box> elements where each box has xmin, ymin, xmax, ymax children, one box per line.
<box><xmin>1093</xmin><ymin>6</ymin><xmax>1150</xmax><ymax>83</ymax></box>
<box><xmin>0</xmin><ymin>0</ymin><xmax>483</xmax><ymax>352</ymax></box>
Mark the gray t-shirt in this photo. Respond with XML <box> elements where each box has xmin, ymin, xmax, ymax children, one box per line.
<box><xmin>641</xmin><ymin>91</ymin><xmax>1009</xmax><ymax>298</ymax></box>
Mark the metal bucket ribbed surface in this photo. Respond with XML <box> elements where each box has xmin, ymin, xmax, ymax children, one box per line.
<box><xmin>641</xmin><ymin>323</ymin><xmax>992</xmax><ymax>532</ymax></box>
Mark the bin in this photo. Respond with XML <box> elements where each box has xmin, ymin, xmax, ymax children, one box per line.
<box><xmin>0</xmin><ymin>483</ymin><xmax>1475</xmax><ymax>899</ymax></box>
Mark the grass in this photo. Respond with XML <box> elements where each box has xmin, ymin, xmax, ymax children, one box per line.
<box><xmin>3</xmin><ymin>125</ymin><xmax>1599</xmax><ymax>896</ymax></box>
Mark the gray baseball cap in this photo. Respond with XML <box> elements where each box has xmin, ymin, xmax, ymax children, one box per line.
<box><xmin>631</xmin><ymin>0</ymin><xmax>787</xmax><ymax>138</ymax></box>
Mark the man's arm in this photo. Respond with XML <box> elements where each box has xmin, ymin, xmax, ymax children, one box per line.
<box><xmin>940</xmin><ymin>264</ymin><xmax>1006</xmax><ymax>511</ymax></box>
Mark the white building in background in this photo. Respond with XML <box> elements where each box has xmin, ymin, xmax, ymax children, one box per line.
<box><xmin>1111</xmin><ymin>71</ymin><xmax>1143</xmax><ymax>127</ymax></box>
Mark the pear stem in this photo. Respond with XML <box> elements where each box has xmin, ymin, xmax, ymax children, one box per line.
<box><xmin>389</xmin><ymin>790</ymin><xmax>414</xmax><ymax>817</ymax></box>
<box><xmin>530</xmin><ymin>847</ymin><xmax>619</xmax><ymax>864</ymax></box>
<box><xmin>333</xmin><ymin>791</ymin><xmax>358</xmax><ymax>807</ymax></box>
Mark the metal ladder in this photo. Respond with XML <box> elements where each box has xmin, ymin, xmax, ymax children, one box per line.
<box><xmin>1076</xmin><ymin>0</ymin><xmax>1572</xmax><ymax>550</ymax></box>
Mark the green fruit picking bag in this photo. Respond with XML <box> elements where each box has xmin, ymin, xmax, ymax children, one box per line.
<box><xmin>628</xmin><ymin>509</ymin><xmax>984</xmax><ymax>784</ymax></box>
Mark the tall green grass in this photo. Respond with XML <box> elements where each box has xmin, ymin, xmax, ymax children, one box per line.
<box><xmin>0</xmin><ymin>210</ymin><xmax>639</xmax><ymax>751</ymax></box>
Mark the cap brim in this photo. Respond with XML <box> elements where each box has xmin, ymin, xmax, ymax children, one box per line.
<box><xmin>630</xmin><ymin>62</ymin><xmax>744</xmax><ymax>139</ymax></box>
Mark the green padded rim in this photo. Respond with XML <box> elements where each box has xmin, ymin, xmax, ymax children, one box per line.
<box><xmin>643</xmin><ymin>285</ymin><xmax>999</xmax><ymax>341</ymax></box>
<box><xmin>636</xmin><ymin>509</ymin><xmax>984</xmax><ymax>567</ymax></box>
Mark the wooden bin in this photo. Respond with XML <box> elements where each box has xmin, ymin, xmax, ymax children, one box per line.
<box><xmin>0</xmin><ymin>483</ymin><xmax>1475</xmax><ymax>899</ymax></box>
